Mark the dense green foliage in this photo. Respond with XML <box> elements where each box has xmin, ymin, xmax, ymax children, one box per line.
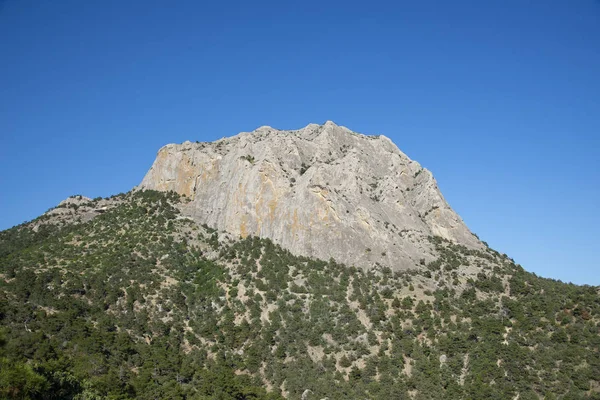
<box><xmin>1</xmin><ymin>190</ymin><xmax>599</xmax><ymax>399</ymax></box>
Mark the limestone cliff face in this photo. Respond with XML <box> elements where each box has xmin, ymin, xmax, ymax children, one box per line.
<box><xmin>140</xmin><ymin>121</ymin><xmax>482</xmax><ymax>270</ymax></box>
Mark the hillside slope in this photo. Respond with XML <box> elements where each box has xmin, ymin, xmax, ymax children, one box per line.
<box><xmin>1</xmin><ymin>191</ymin><xmax>598</xmax><ymax>399</ymax></box>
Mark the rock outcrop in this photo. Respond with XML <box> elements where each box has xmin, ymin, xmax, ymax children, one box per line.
<box><xmin>139</xmin><ymin>121</ymin><xmax>482</xmax><ymax>270</ymax></box>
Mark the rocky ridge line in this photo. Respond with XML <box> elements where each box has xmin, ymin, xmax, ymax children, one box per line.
<box><xmin>139</xmin><ymin>121</ymin><xmax>483</xmax><ymax>270</ymax></box>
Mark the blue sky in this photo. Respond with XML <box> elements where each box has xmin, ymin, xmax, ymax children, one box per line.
<box><xmin>1</xmin><ymin>0</ymin><xmax>598</xmax><ymax>285</ymax></box>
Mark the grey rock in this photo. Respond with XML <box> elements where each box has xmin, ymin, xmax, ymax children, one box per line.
<box><xmin>139</xmin><ymin>121</ymin><xmax>482</xmax><ymax>270</ymax></box>
<box><xmin>37</xmin><ymin>195</ymin><xmax>123</xmax><ymax>231</ymax></box>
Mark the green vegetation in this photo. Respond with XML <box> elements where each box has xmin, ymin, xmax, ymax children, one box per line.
<box><xmin>241</xmin><ymin>155</ymin><xmax>256</xmax><ymax>164</ymax></box>
<box><xmin>0</xmin><ymin>190</ymin><xmax>598</xmax><ymax>399</ymax></box>
<box><xmin>299</xmin><ymin>163</ymin><xmax>309</xmax><ymax>175</ymax></box>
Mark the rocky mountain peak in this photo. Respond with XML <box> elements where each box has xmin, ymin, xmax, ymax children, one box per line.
<box><xmin>139</xmin><ymin>122</ymin><xmax>482</xmax><ymax>270</ymax></box>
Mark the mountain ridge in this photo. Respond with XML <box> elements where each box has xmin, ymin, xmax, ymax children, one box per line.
<box><xmin>2</xmin><ymin>123</ymin><xmax>598</xmax><ymax>399</ymax></box>
<box><xmin>139</xmin><ymin>121</ymin><xmax>482</xmax><ymax>271</ymax></box>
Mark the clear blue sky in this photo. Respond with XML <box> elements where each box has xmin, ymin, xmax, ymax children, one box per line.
<box><xmin>1</xmin><ymin>1</ymin><xmax>598</xmax><ymax>285</ymax></box>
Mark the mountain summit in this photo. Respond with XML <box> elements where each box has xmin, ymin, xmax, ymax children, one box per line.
<box><xmin>140</xmin><ymin>121</ymin><xmax>482</xmax><ymax>270</ymax></box>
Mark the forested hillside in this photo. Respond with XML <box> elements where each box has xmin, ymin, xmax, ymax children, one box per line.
<box><xmin>1</xmin><ymin>191</ymin><xmax>599</xmax><ymax>399</ymax></box>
